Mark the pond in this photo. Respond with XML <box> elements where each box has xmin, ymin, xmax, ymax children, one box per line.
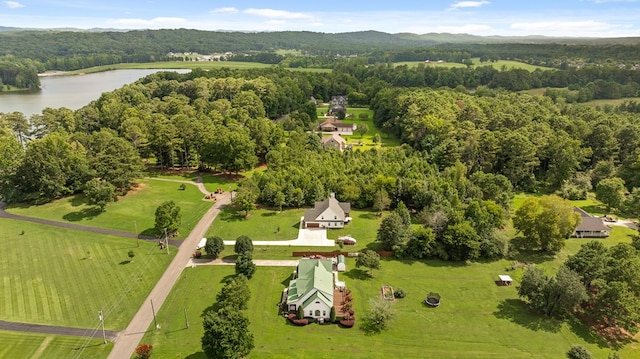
<box><xmin>0</xmin><ymin>69</ymin><xmax>190</xmax><ymax>117</ymax></box>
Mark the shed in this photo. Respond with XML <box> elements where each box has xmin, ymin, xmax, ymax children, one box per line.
<box><xmin>337</xmin><ymin>255</ymin><xmax>346</xmax><ymax>272</ymax></box>
<box><xmin>196</xmin><ymin>237</ymin><xmax>207</xmax><ymax>249</ymax></box>
<box><xmin>498</xmin><ymin>275</ymin><xmax>513</xmax><ymax>286</ymax></box>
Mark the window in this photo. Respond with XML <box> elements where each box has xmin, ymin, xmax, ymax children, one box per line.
<box><xmin>309</xmin><ymin>311</ymin><xmax>313</xmax><ymax>316</ymax></box>
<box><xmin>315</xmin><ymin>310</ymin><xmax>321</xmax><ymax>317</ymax></box>
<box><xmin>323</xmin><ymin>310</ymin><xmax>326</xmax><ymax>316</ymax></box>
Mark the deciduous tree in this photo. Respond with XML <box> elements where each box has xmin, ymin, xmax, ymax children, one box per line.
<box><xmin>83</xmin><ymin>178</ymin><xmax>115</xmax><ymax>212</ymax></box>
<box><xmin>513</xmin><ymin>195</ymin><xmax>580</xmax><ymax>252</ymax></box>
<box><xmin>355</xmin><ymin>250</ymin><xmax>381</xmax><ymax>277</ymax></box>
<box><xmin>154</xmin><ymin>200</ymin><xmax>181</xmax><ymax>236</ymax></box>
<box><xmin>205</xmin><ymin>236</ymin><xmax>225</xmax><ymax>259</ymax></box>
<box><xmin>201</xmin><ymin>307</ymin><xmax>254</xmax><ymax>359</ymax></box>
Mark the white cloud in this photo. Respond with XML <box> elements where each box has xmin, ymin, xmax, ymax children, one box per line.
<box><xmin>267</xmin><ymin>20</ymin><xmax>286</xmax><ymax>25</ymax></box>
<box><xmin>591</xmin><ymin>0</ymin><xmax>638</xmax><ymax>3</ymax></box>
<box><xmin>210</xmin><ymin>7</ymin><xmax>238</xmax><ymax>14</ymax></box>
<box><xmin>4</xmin><ymin>1</ymin><xmax>24</xmax><ymax>8</ymax></box>
<box><xmin>113</xmin><ymin>17</ymin><xmax>187</xmax><ymax>27</ymax></box>
<box><xmin>510</xmin><ymin>20</ymin><xmax>613</xmax><ymax>32</ymax></box>
<box><xmin>450</xmin><ymin>1</ymin><xmax>490</xmax><ymax>9</ymax></box>
<box><xmin>243</xmin><ymin>8</ymin><xmax>311</xmax><ymax>19</ymax></box>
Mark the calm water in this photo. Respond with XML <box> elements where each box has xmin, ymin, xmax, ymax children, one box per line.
<box><xmin>0</xmin><ymin>69</ymin><xmax>190</xmax><ymax>117</ymax></box>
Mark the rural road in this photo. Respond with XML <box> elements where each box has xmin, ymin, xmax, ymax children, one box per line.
<box><xmin>107</xmin><ymin>189</ymin><xmax>231</xmax><ymax>359</ymax></box>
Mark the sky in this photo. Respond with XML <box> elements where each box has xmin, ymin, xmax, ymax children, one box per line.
<box><xmin>1</xmin><ymin>0</ymin><xmax>640</xmax><ymax>37</ymax></box>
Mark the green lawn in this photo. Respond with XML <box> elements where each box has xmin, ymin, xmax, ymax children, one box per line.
<box><xmin>207</xmin><ymin>206</ymin><xmax>305</xmax><ymax>241</ymax></box>
<box><xmin>394</xmin><ymin>58</ymin><xmax>554</xmax><ymax>72</ymax></box>
<box><xmin>0</xmin><ymin>330</ymin><xmax>111</xmax><ymax>359</ymax></box>
<box><xmin>6</xmin><ymin>178</ymin><xmax>213</xmax><ymax>239</ymax></box>
<box><xmin>142</xmin><ymin>256</ymin><xmax>632</xmax><ymax>358</ymax></box>
<box><xmin>0</xmin><ymin>218</ymin><xmax>174</xmax><ymax>329</ymax></box>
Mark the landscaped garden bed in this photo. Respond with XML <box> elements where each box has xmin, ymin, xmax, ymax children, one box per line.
<box><xmin>381</xmin><ymin>285</ymin><xmax>395</xmax><ymax>301</ymax></box>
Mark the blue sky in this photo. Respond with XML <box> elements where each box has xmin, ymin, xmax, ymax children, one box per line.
<box><xmin>1</xmin><ymin>0</ymin><xmax>639</xmax><ymax>37</ymax></box>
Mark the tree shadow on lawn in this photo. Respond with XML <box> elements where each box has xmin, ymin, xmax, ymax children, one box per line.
<box><xmin>508</xmin><ymin>237</ymin><xmax>558</xmax><ymax>265</ymax></box>
<box><xmin>68</xmin><ymin>194</ymin><xmax>89</xmax><ymax>207</ymax></box>
<box><xmin>342</xmin><ymin>268</ymin><xmax>371</xmax><ymax>281</ymax></box>
<box><xmin>62</xmin><ymin>206</ymin><xmax>102</xmax><ymax>222</ymax></box>
<box><xmin>184</xmin><ymin>352</ymin><xmax>206</xmax><ymax>359</ymax></box>
<box><xmin>493</xmin><ymin>299</ymin><xmax>562</xmax><ymax>333</ymax></box>
<box><xmin>358</xmin><ymin>211</ymin><xmax>380</xmax><ymax>220</ymax></box>
<box><xmin>218</xmin><ymin>207</ymin><xmax>246</xmax><ymax>222</ymax></box>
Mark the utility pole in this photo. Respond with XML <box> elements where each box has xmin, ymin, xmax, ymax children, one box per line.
<box><xmin>151</xmin><ymin>299</ymin><xmax>159</xmax><ymax>329</ymax></box>
<box><xmin>99</xmin><ymin>310</ymin><xmax>106</xmax><ymax>344</ymax></box>
<box><xmin>134</xmin><ymin>220</ymin><xmax>139</xmax><ymax>247</ymax></box>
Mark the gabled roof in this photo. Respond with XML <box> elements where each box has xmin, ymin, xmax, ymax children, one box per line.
<box><xmin>575</xmin><ymin>216</ymin><xmax>610</xmax><ymax>232</ymax></box>
<box><xmin>287</xmin><ymin>259</ymin><xmax>333</xmax><ymax>304</ymax></box>
<box><xmin>321</xmin><ymin>133</ymin><xmax>346</xmax><ymax>145</ymax></box>
<box><xmin>573</xmin><ymin>207</ymin><xmax>610</xmax><ymax>232</ymax></box>
<box><xmin>304</xmin><ymin>194</ymin><xmax>350</xmax><ymax>222</ymax></box>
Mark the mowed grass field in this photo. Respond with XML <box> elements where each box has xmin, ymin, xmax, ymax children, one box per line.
<box><xmin>142</xmin><ymin>255</ymin><xmax>633</xmax><ymax>359</ymax></box>
<box><xmin>395</xmin><ymin>58</ymin><xmax>554</xmax><ymax>72</ymax></box>
<box><xmin>0</xmin><ymin>330</ymin><xmax>111</xmax><ymax>359</ymax></box>
<box><xmin>6</xmin><ymin>178</ymin><xmax>213</xmax><ymax>239</ymax></box>
<box><xmin>0</xmin><ymin>218</ymin><xmax>175</xmax><ymax>329</ymax></box>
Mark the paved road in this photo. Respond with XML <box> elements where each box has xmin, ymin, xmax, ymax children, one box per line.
<box><xmin>0</xmin><ymin>320</ymin><xmax>119</xmax><ymax>341</ymax></box>
<box><xmin>107</xmin><ymin>192</ymin><xmax>231</xmax><ymax>359</ymax></box>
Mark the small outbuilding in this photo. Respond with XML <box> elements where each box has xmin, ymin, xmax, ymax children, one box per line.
<box><xmin>196</xmin><ymin>237</ymin><xmax>207</xmax><ymax>250</ymax></box>
<box><xmin>498</xmin><ymin>275</ymin><xmax>513</xmax><ymax>286</ymax></box>
<box><xmin>337</xmin><ymin>255</ymin><xmax>346</xmax><ymax>272</ymax></box>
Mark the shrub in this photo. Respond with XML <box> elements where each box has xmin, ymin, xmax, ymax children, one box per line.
<box><xmin>135</xmin><ymin>343</ymin><xmax>153</xmax><ymax>359</ymax></box>
<box><xmin>394</xmin><ymin>288</ymin><xmax>406</xmax><ymax>298</ymax></box>
<box><xmin>339</xmin><ymin>319</ymin><xmax>355</xmax><ymax>328</ymax></box>
<box><xmin>292</xmin><ymin>318</ymin><xmax>309</xmax><ymax>326</ymax></box>
<box><xmin>567</xmin><ymin>345</ymin><xmax>592</xmax><ymax>359</ymax></box>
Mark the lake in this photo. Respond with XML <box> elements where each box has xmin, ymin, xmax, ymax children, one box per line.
<box><xmin>0</xmin><ymin>69</ymin><xmax>190</xmax><ymax>117</ymax></box>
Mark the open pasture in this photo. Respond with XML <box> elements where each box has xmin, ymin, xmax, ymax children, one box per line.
<box><xmin>0</xmin><ymin>218</ymin><xmax>174</xmax><ymax>329</ymax></box>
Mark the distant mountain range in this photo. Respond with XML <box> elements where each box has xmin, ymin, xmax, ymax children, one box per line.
<box><xmin>2</xmin><ymin>26</ymin><xmax>639</xmax><ymax>45</ymax></box>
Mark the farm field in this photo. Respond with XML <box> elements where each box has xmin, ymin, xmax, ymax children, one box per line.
<box><xmin>0</xmin><ymin>218</ymin><xmax>174</xmax><ymax>329</ymax></box>
<box><xmin>395</xmin><ymin>58</ymin><xmax>554</xmax><ymax>72</ymax></box>
<box><xmin>0</xmin><ymin>330</ymin><xmax>111</xmax><ymax>359</ymax></box>
<box><xmin>142</xmin><ymin>253</ymin><xmax>633</xmax><ymax>358</ymax></box>
<box><xmin>5</xmin><ymin>178</ymin><xmax>212</xmax><ymax>239</ymax></box>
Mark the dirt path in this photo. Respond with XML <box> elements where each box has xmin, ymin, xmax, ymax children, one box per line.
<box><xmin>0</xmin><ymin>320</ymin><xmax>119</xmax><ymax>341</ymax></box>
<box><xmin>107</xmin><ymin>192</ymin><xmax>231</xmax><ymax>359</ymax></box>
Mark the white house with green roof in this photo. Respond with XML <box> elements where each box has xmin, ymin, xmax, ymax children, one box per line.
<box><xmin>285</xmin><ymin>258</ymin><xmax>334</xmax><ymax>319</ymax></box>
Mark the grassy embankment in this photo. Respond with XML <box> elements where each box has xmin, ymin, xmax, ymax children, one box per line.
<box><xmin>61</xmin><ymin>61</ymin><xmax>331</xmax><ymax>76</ymax></box>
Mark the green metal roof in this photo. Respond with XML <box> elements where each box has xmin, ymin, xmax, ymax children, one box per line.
<box><xmin>287</xmin><ymin>259</ymin><xmax>333</xmax><ymax>304</ymax></box>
